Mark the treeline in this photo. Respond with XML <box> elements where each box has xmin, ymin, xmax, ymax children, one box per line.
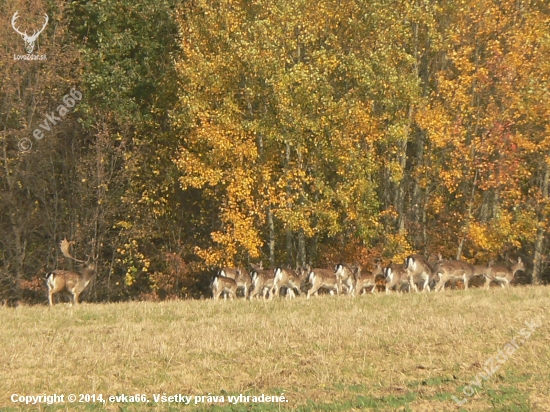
<box><xmin>1</xmin><ymin>0</ymin><xmax>549</xmax><ymax>303</ymax></box>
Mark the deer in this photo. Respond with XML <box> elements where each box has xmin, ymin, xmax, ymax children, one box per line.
<box><xmin>334</xmin><ymin>264</ymin><xmax>357</xmax><ymax>295</ymax></box>
<box><xmin>431</xmin><ymin>259</ymin><xmax>476</xmax><ymax>292</ymax></box>
<box><xmin>383</xmin><ymin>263</ymin><xmax>410</xmax><ymax>294</ymax></box>
<box><xmin>218</xmin><ymin>267</ymin><xmax>252</xmax><ymax>298</ymax></box>
<box><xmin>11</xmin><ymin>12</ymin><xmax>48</xmax><ymax>54</ymax></box>
<box><xmin>353</xmin><ymin>263</ymin><xmax>383</xmax><ymax>295</ymax></box>
<box><xmin>486</xmin><ymin>257</ymin><xmax>525</xmax><ymax>289</ymax></box>
<box><xmin>306</xmin><ymin>268</ymin><xmax>341</xmax><ymax>299</ymax></box>
<box><xmin>211</xmin><ymin>275</ymin><xmax>237</xmax><ymax>300</ymax></box>
<box><xmin>271</xmin><ymin>267</ymin><xmax>307</xmax><ymax>299</ymax></box>
<box><xmin>404</xmin><ymin>254</ymin><xmax>433</xmax><ymax>292</ymax></box>
<box><xmin>45</xmin><ymin>239</ymin><xmax>95</xmax><ymax>306</ymax></box>
<box><xmin>472</xmin><ymin>264</ymin><xmax>492</xmax><ymax>289</ymax></box>
<box><xmin>248</xmin><ymin>268</ymin><xmax>274</xmax><ymax>300</ymax></box>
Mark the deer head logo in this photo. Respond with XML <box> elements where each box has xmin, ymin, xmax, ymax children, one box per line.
<box><xmin>11</xmin><ymin>12</ymin><xmax>48</xmax><ymax>54</ymax></box>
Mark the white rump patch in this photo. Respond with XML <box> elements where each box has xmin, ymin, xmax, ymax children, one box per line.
<box><xmin>274</xmin><ymin>268</ymin><xmax>282</xmax><ymax>284</ymax></box>
<box><xmin>385</xmin><ymin>268</ymin><xmax>393</xmax><ymax>283</ymax></box>
<box><xmin>46</xmin><ymin>273</ymin><xmax>55</xmax><ymax>290</ymax></box>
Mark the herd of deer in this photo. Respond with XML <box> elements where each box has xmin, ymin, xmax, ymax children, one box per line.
<box><xmin>210</xmin><ymin>254</ymin><xmax>527</xmax><ymax>300</ymax></box>
<box><xmin>42</xmin><ymin>238</ymin><xmax>526</xmax><ymax>305</ymax></box>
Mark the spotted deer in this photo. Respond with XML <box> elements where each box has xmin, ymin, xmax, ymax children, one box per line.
<box><xmin>211</xmin><ymin>275</ymin><xmax>238</xmax><ymax>300</ymax></box>
<box><xmin>248</xmin><ymin>269</ymin><xmax>274</xmax><ymax>300</ymax></box>
<box><xmin>350</xmin><ymin>263</ymin><xmax>382</xmax><ymax>295</ymax></box>
<box><xmin>306</xmin><ymin>268</ymin><xmax>341</xmax><ymax>299</ymax></box>
<box><xmin>486</xmin><ymin>257</ymin><xmax>525</xmax><ymax>289</ymax></box>
<box><xmin>271</xmin><ymin>267</ymin><xmax>307</xmax><ymax>299</ymax></box>
<box><xmin>432</xmin><ymin>259</ymin><xmax>475</xmax><ymax>291</ymax></box>
<box><xmin>45</xmin><ymin>239</ymin><xmax>95</xmax><ymax>306</ymax></box>
<box><xmin>404</xmin><ymin>254</ymin><xmax>433</xmax><ymax>292</ymax></box>
<box><xmin>472</xmin><ymin>264</ymin><xmax>491</xmax><ymax>289</ymax></box>
<box><xmin>218</xmin><ymin>267</ymin><xmax>252</xmax><ymax>298</ymax></box>
<box><xmin>334</xmin><ymin>264</ymin><xmax>357</xmax><ymax>295</ymax></box>
<box><xmin>383</xmin><ymin>263</ymin><xmax>409</xmax><ymax>294</ymax></box>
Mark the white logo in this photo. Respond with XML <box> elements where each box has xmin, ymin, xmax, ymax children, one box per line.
<box><xmin>11</xmin><ymin>11</ymin><xmax>48</xmax><ymax>54</ymax></box>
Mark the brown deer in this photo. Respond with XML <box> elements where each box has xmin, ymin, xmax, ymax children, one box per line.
<box><xmin>248</xmin><ymin>268</ymin><xmax>274</xmax><ymax>300</ymax></box>
<box><xmin>383</xmin><ymin>263</ymin><xmax>409</xmax><ymax>294</ymax></box>
<box><xmin>211</xmin><ymin>275</ymin><xmax>238</xmax><ymax>300</ymax></box>
<box><xmin>404</xmin><ymin>254</ymin><xmax>433</xmax><ymax>292</ymax></box>
<box><xmin>218</xmin><ymin>267</ymin><xmax>252</xmax><ymax>298</ymax></box>
<box><xmin>334</xmin><ymin>264</ymin><xmax>357</xmax><ymax>295</ymax></box>
<box><xmin>354</xmin><ymin>263</ymin><xmax>383</xmax><ymax>295</ymax></box>
<box><xmin>487</xmin><ymin>257</ymin><xmax>525</xmax><ymax>288</ymax></box>
<box><xmin>271</xmin><ymin>267</ymin><xmax>307</xmax><ymax>299</ymax></box>
<box><xmin>306</xmin><ymin>268</ymin><xmax>341</xmax><ymax>299</ymax></box>
<box><xmin>472</xmin><ymin>264</ymin><xmax>491</xmax><ymax>289</ymax></box>
<box><xmin>432</xmin><ymin>259</ymin><xmax>475</xmax><ymax>291</ymax></box>
<box><xmin>45</xmin><ymin>239</ymin><xmax>95</xmax><ymax>306</ymax></box>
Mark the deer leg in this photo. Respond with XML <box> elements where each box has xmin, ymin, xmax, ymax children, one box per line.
<box><xmin>307</xmin><ymin>284</ymin><xmax>319</xmax><ymax>299</ymax></box>
<box><xmin>423</xmin><ymin>277</ymin><xmax>430</xmax><ymax>292</ymax></box>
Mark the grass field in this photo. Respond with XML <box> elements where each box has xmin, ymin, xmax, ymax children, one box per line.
<box><xmin>1</xmin><ymin>287</ymin><xmax>549</xmax><ymax>411</ymax></box>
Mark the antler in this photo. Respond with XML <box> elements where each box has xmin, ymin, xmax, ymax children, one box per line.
<box><xmin>11</xmin><ymin>12</ymin><xmax>48</xmax><ymax>40</ymax></box>
<box><xmin>60</xmin><ymin>238</ymin><xmax>86</xmax><ymax>263</ymax></box>
<box><xmin>29</xmin><ymin>14</ymin><xmax>48</xmax><ymax>41</ymax></box>
<box><xmin>11</xmin><ymin>12</ymin><xmax>27</xmax><ymax>37</ymax></box>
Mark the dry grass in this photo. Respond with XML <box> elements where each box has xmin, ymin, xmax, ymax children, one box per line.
<box><xmin>1</xmin><ymin>287</ymin><xmax>549</xmax><ymax>411</ymax></box>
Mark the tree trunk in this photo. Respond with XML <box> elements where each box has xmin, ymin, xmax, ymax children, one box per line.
<box><xmin>267</xmin><ymin>207</ymin><xmax>275</xmax><ymax>267</ymax></box>
<box><xmin>533</xmin><ymin>155</ymin><xmax>549</xmax><ymax>283</ymax></box>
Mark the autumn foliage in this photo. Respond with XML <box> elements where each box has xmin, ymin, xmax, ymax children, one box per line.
<box><xmin>0</xmin><ymin>0</ymin><xmax>549</xmax><ymax>302</ymax></box>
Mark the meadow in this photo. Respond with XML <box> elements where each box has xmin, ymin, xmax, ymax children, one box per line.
<box><xmin>1</xmin><ymin>287</ymin><xmax>549</xmax><ymax>411</ymax></box>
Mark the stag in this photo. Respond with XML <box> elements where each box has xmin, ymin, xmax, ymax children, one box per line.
<box><xmin>12</xmin><ymin>12</ymin><xmax>48</xmax><ymax>54</ymax></box>
<box><xmin>45</xmin><ymin>239</ymin><xmax>95</xmax><ymax>306</ymax></box>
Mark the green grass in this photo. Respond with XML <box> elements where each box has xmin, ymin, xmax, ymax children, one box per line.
<box><xmin>1</xmin><ymin>286</ymin><xmax>549</xmax><ymax>411</ymax></box>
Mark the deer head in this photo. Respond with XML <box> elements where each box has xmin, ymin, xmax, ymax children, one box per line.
<box><xmin>12</xmin><ymin>12</ymin><xmax>48</xmax><ymax>54</ymax></box>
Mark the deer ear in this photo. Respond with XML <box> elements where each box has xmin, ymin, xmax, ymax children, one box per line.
<box><xmin>518</xmin><ymin>257</ymin><xmax>522</xmax><ymax>263</ymax></box>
